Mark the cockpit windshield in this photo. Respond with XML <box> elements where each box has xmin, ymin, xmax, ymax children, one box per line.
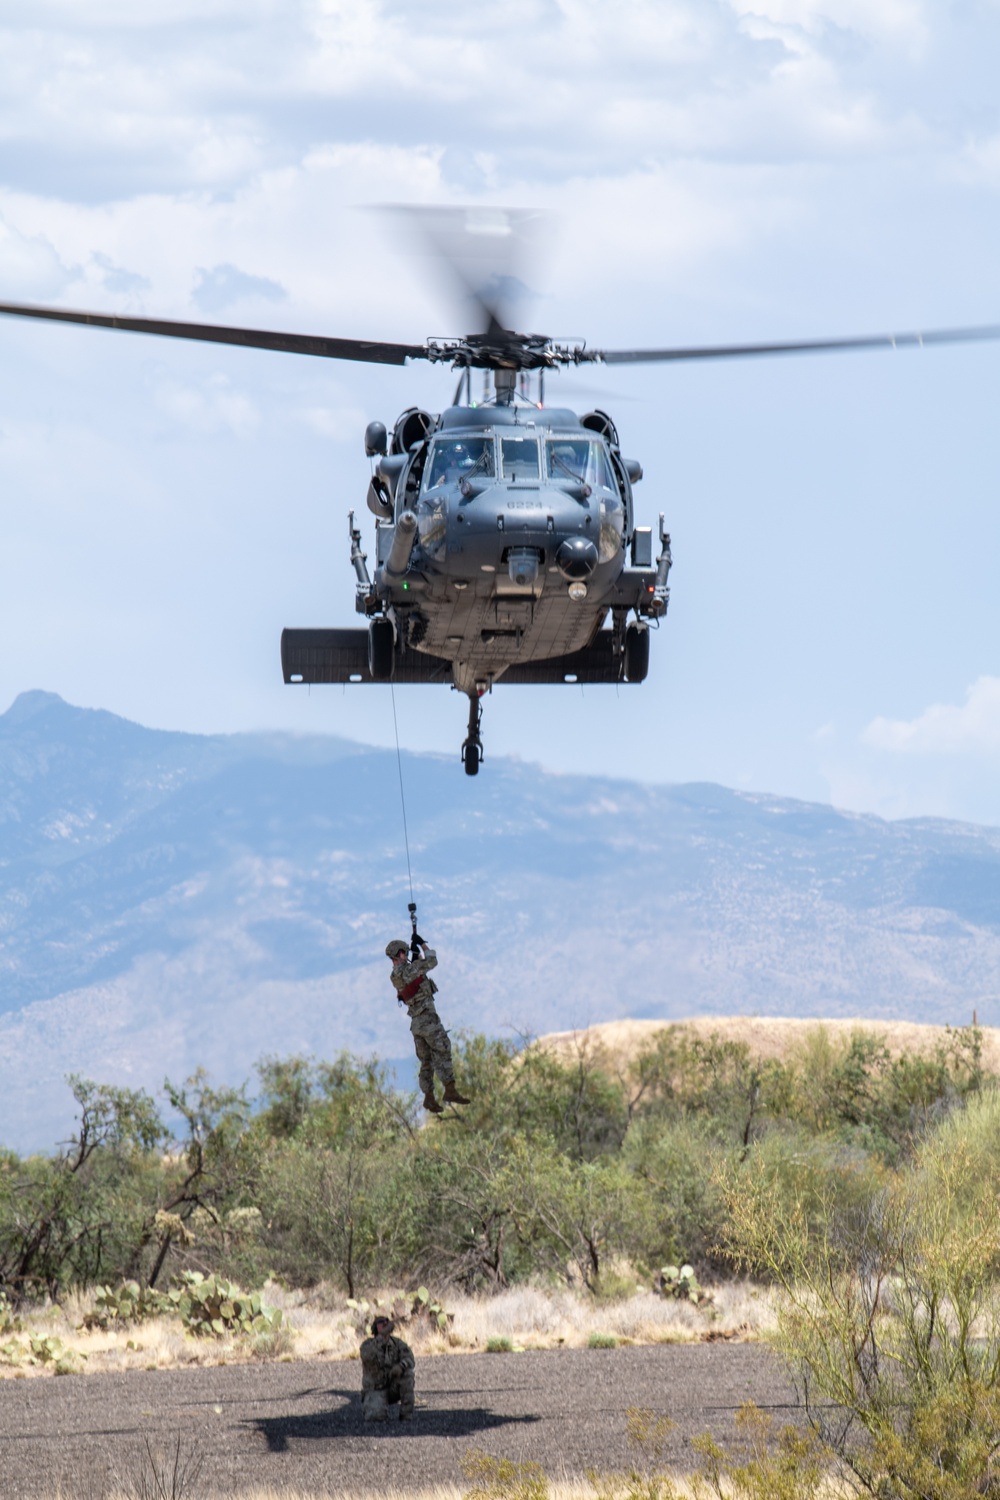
<box><xmin>501</xmin><ymin>437</ymin><xmax>540</xmax><ymax>480</ymax></box>
<box><xmin>546</xmin><ymin>439</ymin><xmax>615</xmax><ymax>491</ymax></box>
<box><xmin>424</xmin><ymin>437</ymin><xmax>495</xmax><ymax>491</ymax></box>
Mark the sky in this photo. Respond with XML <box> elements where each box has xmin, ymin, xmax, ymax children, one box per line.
<box><xmin>2</xmin><ymin>0</ymin><xmax>1000</xmax><ymax>824</ymax></box>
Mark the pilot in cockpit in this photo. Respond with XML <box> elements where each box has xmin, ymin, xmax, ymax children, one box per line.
<box><xmin>429</xmin><ymin>443</ymin><xmax>467</xmax><ymax>489</ymax></box>
<box><xmin>550</xmin><ymin>441</ymin><xmax>589</xmax><ymax>481</ymax></box>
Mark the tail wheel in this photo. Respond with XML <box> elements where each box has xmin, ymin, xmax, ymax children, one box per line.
<box><xmin>368</xmin><ymin>618</ymin><xmax>395</xmax><ymax>680</ymax></box>
<box><xmin>624</xmin><ymin>622</ymin><xmax>649</xmax><ymax>683</ymax></box>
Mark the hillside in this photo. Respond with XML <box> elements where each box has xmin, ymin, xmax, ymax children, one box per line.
<box><xmin>540</xmin><ymin>1015</ymin><xmax>1000</xmax><ymax>1074</ymax></box>
<box><xmin>2</xmin><ymin>689</ymin><xmax>1000</xmax><ymax>1150</ymax></box>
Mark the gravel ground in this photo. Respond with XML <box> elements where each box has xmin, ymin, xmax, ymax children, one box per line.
<box><xmin>0</xmin><ymin>1345</ymin><xmax>802</xmax><ymax>1497</ymax></box>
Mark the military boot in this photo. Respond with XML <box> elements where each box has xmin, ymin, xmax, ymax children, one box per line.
<box><xmin>443</xmin><ymin>1081</ymin><xmax>471</xmax><ymax>1105</ymax></box>
<box><xmin>422</xmin><ymin>1091</ymin><xmax>444</xmax><ymax>1114</ymax></box>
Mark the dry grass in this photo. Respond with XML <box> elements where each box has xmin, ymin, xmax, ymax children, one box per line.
<box><xmin>538</xmin><ymin>1014</ymin><xmax>1000</xmax><ymax>1073</ymax></box>
<box><xmin>0</xmin><ymin>1278</ymin><xmax>777</xmax><ymax>1381</ymax></box>
<box><xmin>63</xmin><ymin>1483</ymin><xmax>705</xmax><ymax>1500</ymax></box>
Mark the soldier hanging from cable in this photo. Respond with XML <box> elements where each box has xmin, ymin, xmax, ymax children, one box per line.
<box><xmin>385</xmin><ymin>923</ymin><xmax>471</xmax><ymax>1113</ymax></box>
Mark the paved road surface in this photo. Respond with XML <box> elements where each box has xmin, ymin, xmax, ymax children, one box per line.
<box><xmin>0</xmin><ymin>1345</ymin><xmax>802</xmax><ymax>1497</ymax></box>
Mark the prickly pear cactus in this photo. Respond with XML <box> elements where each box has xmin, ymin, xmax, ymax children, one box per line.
<box><xmin>346</xmin><ymin>1287</ymin><xmax>452</xmax><ymax>1334</ymax></box>
<box><xmin>167</xmin><ymin>1272</ymin><xmax>283</xmax><ymax>1338</ymax></box>
<box><xmin>82</xmin><ymin>1280</ymin><xmax>170</xmax><ymax>1330</ymax></box>
<box><xmin>653</xmin><ymin>1263</ymin><xmax>710</xmax><ymax>1305</ymax></box>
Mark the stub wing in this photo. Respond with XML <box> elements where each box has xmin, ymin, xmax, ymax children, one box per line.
<box><xmin>281</xmin><ymin>628</ymin><xmax>452</xmax><ymax>684</ymax></box>
<box><xmin>281</xmin><ymin>628</ymin><xmax>628</xmax><ymax>686</ymax></box>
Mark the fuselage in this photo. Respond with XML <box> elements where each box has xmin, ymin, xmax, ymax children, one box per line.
<box><xmin>369</xmin><ymin>403</ymin><xmax>657</xmax><ymax>692</ymax></box>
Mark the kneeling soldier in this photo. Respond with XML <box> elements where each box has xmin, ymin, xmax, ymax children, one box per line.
<box><xmin>360</xmin><ymin>1315</ymin><xmax>416</xmax><ymax>1422</ymax></box>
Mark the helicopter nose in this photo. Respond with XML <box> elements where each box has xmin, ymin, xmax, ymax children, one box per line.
<box><xmin>555</xmin><ymin>535</ymin><xmax>598</xmax><ymax>581</ymax></box>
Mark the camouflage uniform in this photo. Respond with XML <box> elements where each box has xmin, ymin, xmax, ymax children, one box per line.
<box><xmin>389</xmin><ymin>948</ymin><xmax>456</xmax><ymax>1093</ymax></box>
<box><xmin>359</xmin><ymin>1326</ymin><xmax>416</xmax><ymax>1421</ymax></box>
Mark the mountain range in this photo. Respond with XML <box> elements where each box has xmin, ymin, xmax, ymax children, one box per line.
<box><xmin>2</xmin><ymin>689</ymin><xmax>999</xmax><ymax>1152</ymax></box>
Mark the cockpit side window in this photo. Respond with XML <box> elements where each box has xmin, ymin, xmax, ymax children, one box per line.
<box><xmin>501</xmin><ymin>437</ymin><xmax>541</xmax><ymax>480</ymax></box>
<box><xmin>423</xmin><ymin>437</ymin><xmax>495</xmax><ymax>492</ymax></box>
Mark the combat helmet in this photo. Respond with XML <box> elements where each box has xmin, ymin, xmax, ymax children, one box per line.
<box><xmin>371</xmin><ymin>1315</ymin><xmax>395</xmax><ymax>1335</ymax></box>
<box><xmin>385</xmin><ymin>938</ymin><xmax>408</xmax><ymax>958</ymax></box>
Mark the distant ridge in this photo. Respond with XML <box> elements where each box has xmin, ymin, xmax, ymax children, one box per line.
<box><xmin>2</xmin><ymin>691</ymin><xmax>1000</xmax><ymax>1151</ymax></box>
<box><xmin>540</xmin><ymin>1016</ymin><xmax>1000</xmax><ymax>1072</ymax></box>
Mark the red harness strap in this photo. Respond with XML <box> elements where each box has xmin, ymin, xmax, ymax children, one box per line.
<box><xmin>397</xmin><ymin>974</ymin><xmax>424</xmax><ymax>1004</ymax></box>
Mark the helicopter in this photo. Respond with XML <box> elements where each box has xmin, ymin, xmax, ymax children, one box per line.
<box><xmin>2</xmin><ymin>208</ymin><xmax>999</xmax><ymax>774</ymax></box>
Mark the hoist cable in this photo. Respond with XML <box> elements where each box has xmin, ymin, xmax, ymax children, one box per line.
<box><xmin>390</xmin><ymin>680</ymin><xmax>415</xmax><ymax>906</ymax></box>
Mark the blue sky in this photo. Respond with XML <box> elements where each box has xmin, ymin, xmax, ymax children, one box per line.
<box><xmin>2</xmin><ymin>0</ymin><xmax>1000</xmax><ymax>822</ymax></box>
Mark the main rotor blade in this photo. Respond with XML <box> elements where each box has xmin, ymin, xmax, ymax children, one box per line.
<box><xmin>0</xmin><ymin>300</ymin><xmax>429</xmax><ymax>366</ymax></box>
<box><xmin>378</xmin><ymin>204</ymin><xmax>547</xmax><ymax>341</ymax></box>
<box><xmin>594</xmin><ymin>323</ymin><xmax>1000</xmax><ymax>366</ymax></box>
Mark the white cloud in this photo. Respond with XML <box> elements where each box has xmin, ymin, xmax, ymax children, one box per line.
<box><xmin>863</xmin><ymin>676</ymin><xmax>1000</xmax><ymax>755</ymax></box>
<box><xmin>299</xmin><ymin>404</ymin><xmax>368</xmax><ymax>442</ymax></box>
<box><xmin>154</xmin><ymin>371</ymin><xmax>260</xmax><ymax>435</ymax></box>
<box><xmin>729</xmin><ymin>0</ymin><xmax>930</xmax><ymax>51</ymax></box>
<box><xmin>0</xmin><ymin>0</ymin><xmax>968</xmax><ymax>209</ymax></box>
<box><xmin>0</xmin><ymin>213</ymin><xmax>76</xmax><ymax>296</ymax></box>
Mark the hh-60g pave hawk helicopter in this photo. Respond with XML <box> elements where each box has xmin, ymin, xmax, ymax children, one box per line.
<box><xmin>2</xmin><ymin>206</ymin><xmax>1000</xmax><ymax>774</ymax></box>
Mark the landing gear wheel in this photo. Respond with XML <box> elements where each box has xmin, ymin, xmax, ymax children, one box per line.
<box><xmin>624</xmin><ymin>622</ymin><xmax>649</xmax><ymax>683</ymax></box>
<box><xmin>461</xmin><ymin>691</ymin><xmax>484</xmax><ymax>775</ymax></box>
<box><xmin>368</xmin><ymin>618</ymin><xmax>395</xmax><ymax>680</ymax></box>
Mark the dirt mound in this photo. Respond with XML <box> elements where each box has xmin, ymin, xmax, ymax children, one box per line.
<box><xmin>537</xmin><ymin>1014</ymin><xmax>1000</xmax><ymax>1072</ymax></box>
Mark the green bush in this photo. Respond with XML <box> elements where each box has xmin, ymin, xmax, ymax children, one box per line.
<box><xmin>588</xmin><ymin>1331</ymin><xmax>618</xmax><ymax>1348</ymax></box>
<box><xmin>719</xmin><ymin>1117</ymin><xmax>1000</xmax><ymax>1498</ymax></box>
<box><xmin>463</xmin><ymin>1449</ymin><xmax>548</xmax><ymax>1500</ymax></box>
<box><xmin>0</xmin><ymin>1026</ymin><xmax>993</xmax><ymax>1319</ymax></box>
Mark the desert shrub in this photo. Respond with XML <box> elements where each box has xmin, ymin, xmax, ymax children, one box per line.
<box><xmin>913</xmin><ymin>1085</ymin><xmax>1000</xmax><ymax>1232</ymax></box>
<box><xmin>588</xmin><ymin>1331</ymin><xmax>617</xmax><ymax>1348</ymax></box>
<box><xmin>786</xmin><ymin>1023</ymin><xmax>984</xmax><ymax>1163</ymax></box>
<box><xmin>692</xmin><ymin>1402</ymin><xmax>828</xmax><ymax>1500</ymax></box>
<box><xmin>719</xmin><ymin>1125</ymin><xmax>886</xmax><ymax>1278</ymax></box>
<box><xmin>444</xmin><ymin>1032</ymin><xmax>630</xmax><ymax>1161</ymax></box>
<box><xmin>463</xmin><ymin>1449</ymin><xmax>548</xmax><ymax>1500</ymax></box>
<box><xmin>0</xmin><ymin>1292</ymin><xmax>21</xmax><ymax>1333</ymax></box>
<box><xmin>4</xmin><ymin>1027</ymin><xmax>996</xmax><ymax>1316</ymax></box>
<box><xmin>504</xmin><ymin>1147</ymin><xmax>646</xmax><ymax>1291</ymax></box>
<box><xmin>256</xmin><ymin>1134</ymin><xmax>416</xmax><ymax>1292</ymax></box>
<box><xmin>0</xmin><ymin>1078</ymin><xmax>166</xmax><ymax>1297</ymax></box>
<box><xmin>111</xmin><ymin>1434</ymin><xmax>203</xmax><ymax>1500</ymax></box>
<box><xmin>403</xmin><ymin>1129</ymin><xmax>537</xmax><ymax>1291</ymax></box>
<box><xmin>628</xmin><ymin>1030</ymin><xmax>794</xmax><ymax>1148</ymax></box>
<box><xmin>718</xmin><ymin>1112</ymin><xmax>1000</xmax><ymax>1499</ymax></box>
<box><xmin>592</xmin><ymin>1268</ymin><xmax>640</xmax><ymax>1303</ymax></box>
<box><xmin>622</xmin><ymin>1116</ymin><xmax>727</xmax><ymax>1269</ymax></box>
